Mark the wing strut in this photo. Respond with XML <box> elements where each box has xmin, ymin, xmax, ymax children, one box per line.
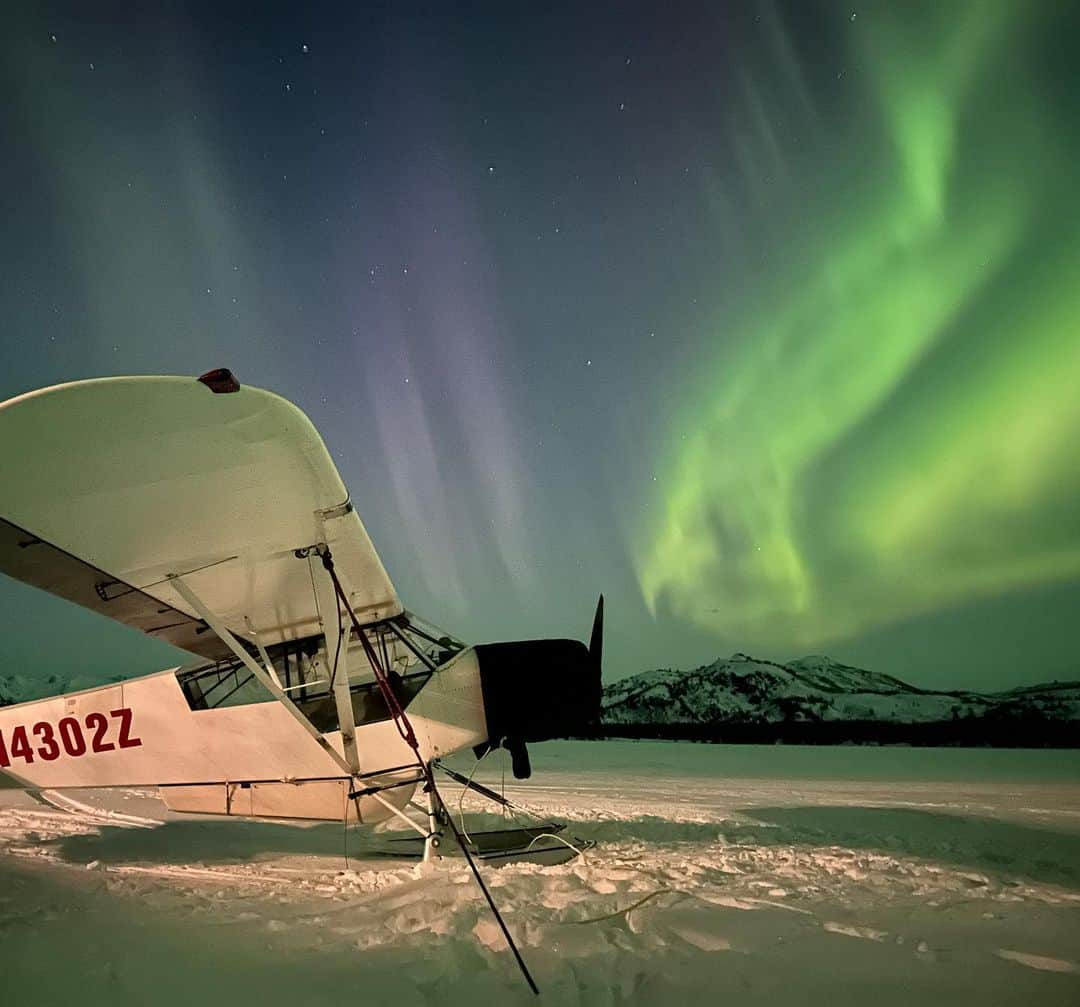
<box><xmin>311</xmin><ymin>556</ymin><xmax>361</xmax><ymax>774</ymax></box>
<box><xmin>167</xmin><ymin>573</ymin><xmax>354</xmax><ymax>778</ymax></box>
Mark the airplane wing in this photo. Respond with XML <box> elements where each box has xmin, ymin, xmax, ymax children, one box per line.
<box><xmin>0</xmin><ymin>372</ymin><xmax>402</xmax><ymax>671</ymax></box>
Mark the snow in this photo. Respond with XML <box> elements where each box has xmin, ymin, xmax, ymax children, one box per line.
<box><xmin>994</xmin><ymin>949</ymin><xmax>1079</xmax><ymax>973</ymax></box>
<box><xmin>1</xmin><ymin>740</ymin><xmax>1079</xmax><ymax>1005</ymax></box>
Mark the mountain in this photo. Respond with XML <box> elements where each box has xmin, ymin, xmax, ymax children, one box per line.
<box><xmin>600</xmin><ymin>653</ymin><xmax>1080</xmax><ymax>746</ymax></box>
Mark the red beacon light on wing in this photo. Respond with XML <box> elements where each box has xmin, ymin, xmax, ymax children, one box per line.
<box><xmin>197</xmin><ymin>368</ymin><xmax>241</xmax><ymax>394</ymax></box>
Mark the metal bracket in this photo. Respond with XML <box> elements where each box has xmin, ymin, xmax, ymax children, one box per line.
<box><xmin>316</xmin><ymin>497</ymin><xmax>353</xmax><ymax>521</ymax></box>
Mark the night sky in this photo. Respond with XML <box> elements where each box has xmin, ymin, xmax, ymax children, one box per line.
<box><xmin>2</xmin><ymin>1</ymin><xmax>1079</xmax><ymax>691</ymax></box>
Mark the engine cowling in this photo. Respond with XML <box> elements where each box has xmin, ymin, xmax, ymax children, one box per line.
<box><xmin>473</xmin><ymin>631</ymin><xmax>602</xmax><ymax>778</ymax></box>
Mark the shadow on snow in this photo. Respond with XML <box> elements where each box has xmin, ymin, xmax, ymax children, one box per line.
<box><xmin>44</xmin><ymin>818</ymin><xmax>371</xmax><ymax>865</ymax></box>
<box><xmin>739</xmin><ymin>805</ymin><xmax>1080</xmax><ymax>889</ymax></box>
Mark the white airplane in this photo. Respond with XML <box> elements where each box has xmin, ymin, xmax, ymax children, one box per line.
<box><xmin>0</xmin><ymin>371</ymin><xmax>603</xmax><ymax>870</ymax></box>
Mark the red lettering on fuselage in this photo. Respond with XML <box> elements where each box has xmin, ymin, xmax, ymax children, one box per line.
<box><xmin>0</xmin><ymin>708</ymin><xmax>142</xmax><ymax>768</ymax></box>
<box><xmin>113</xmin><ymin>707</ymin><xmax>143</xmax><ymax>749</ymax></box>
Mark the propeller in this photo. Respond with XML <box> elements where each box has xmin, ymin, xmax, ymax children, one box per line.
<box><xmin>584</xmin><ymin>594</ymin><xmax>604</xmax><ymax>732</ymax></box>
<box><xmin>589</xmin><ymin>593</ymin><xmax>604</xmax><ymax>670</ymax></box>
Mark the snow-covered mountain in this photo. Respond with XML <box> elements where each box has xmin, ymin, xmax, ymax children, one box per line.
<box><xmin>602</xmin><ymin>653</ymin><xmax>1080</xmax><ymax>728</ymax></box>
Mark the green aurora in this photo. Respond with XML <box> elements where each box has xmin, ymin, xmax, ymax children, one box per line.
<box><xmin>637</xmin><ymin>2</ymin><xmax>1080</xmax><ymax>651</ymax></box>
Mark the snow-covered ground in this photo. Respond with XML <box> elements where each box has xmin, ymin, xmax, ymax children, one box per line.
<box><xmin>2</xmin><ymin>740</ymin><xmax>1079</xmax><ymax>1005</ymax></box>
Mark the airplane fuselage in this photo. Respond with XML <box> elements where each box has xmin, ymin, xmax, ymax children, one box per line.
<box><xmin>0</xmin><ymin>647</ymin><xmax>488</xmax><ymax>824</ymax></box>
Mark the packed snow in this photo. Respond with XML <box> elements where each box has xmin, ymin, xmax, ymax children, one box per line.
<box><xmin>2</xmin><ymin>740</ymin><xmax>1079</xmax><ymax>1005</ymax></box>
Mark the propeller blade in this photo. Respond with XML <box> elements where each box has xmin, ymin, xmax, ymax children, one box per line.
<box><xmin>588</xmin><ymin>593</ymin><xmax>604</xmax><ymax>668</ymax></box>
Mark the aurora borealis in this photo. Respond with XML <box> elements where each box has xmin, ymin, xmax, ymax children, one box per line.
<box><xmin>638</xmin><ymin>2</ymin><xmax>1080</xmax><ymax>652</ymax></box>
<box><xmin>1</xmin><ymin>2</ymin><xmax>1078</xmax><ymax>690</ymax></box>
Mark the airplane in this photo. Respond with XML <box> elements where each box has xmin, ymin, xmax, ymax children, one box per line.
<box><xmin>0</xmin><ymin>370</ymin><xmax>603</xmax><ymax>883</ymax></box>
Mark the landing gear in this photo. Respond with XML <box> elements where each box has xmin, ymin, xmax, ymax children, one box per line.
<box><xmin>422</xmin><ymin>766</ymin><xmax>446</xmax><ymax>863</ymax></box>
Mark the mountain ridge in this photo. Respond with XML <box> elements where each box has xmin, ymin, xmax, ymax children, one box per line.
<box><xmin>600</xmin><ymin>653</ymin><xmax>1080</xmax><ymax>745</ymax></box>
